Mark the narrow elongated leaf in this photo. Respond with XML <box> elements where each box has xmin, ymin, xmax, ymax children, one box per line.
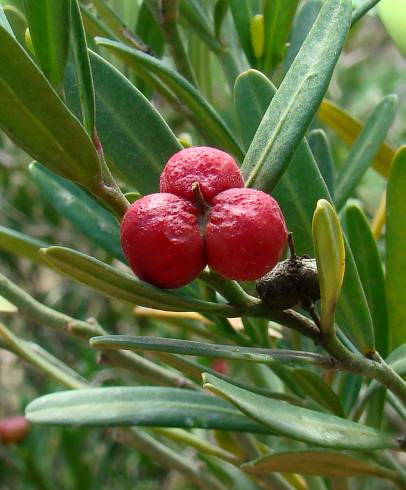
<box><xmin>335</xmin><ymin>95</ymin><xmax>397</xmax><ymax>209</ymax></box>
<box><xmin>30</xmin><ymin>163</ymin><xmax>123</xmax><ymax>261</ymax></box>
<box><xmin>234</xmin><ymin>69</ymin><xmax>273</xmax><ymax>150</ymax></box>
<box><xmin>65</xmin><ymin>51</ymin><xmax>181</xmax><ymax>194</ymax></box>
<box><xmin>242</xmin><ymin>449</ymin><xmax>397</xmax><ymax>479</ymax></box>
<box><xmin>345</xmin><ymin>204</ymin><xmax>389</xmax><ymax>357</ymax></box>
<box><xmin>284</xmin><ymin>0</ymin><xmax>322</xmax><ymax>71</ymax></box>
<box><xmin>203</xmin><ymin>373</ymin><xmax>397</xmax><ymax>450</ymax></box>
<box><xmin>308</xmin><ymin>129</ymin><xmax>335</xmax><ymax>199</ymax></box>
<box><xmin>291</xmin><ymin>369</ymin><xmax>344</xmax><ymax>416</ymax></box>
<box><xmin>0</xmin><ymin>226</ymin><xmax>48</xmax><ymax>263</ymax></box>
<box><xmin>0</xmin><ymin>5</ymin><xmax>15</xmax><ymax>37</ymax></box>
<box><xmin>242</xmin><ymin>0</ymin><xmax>351</xmax><ymax>192</ymax></box>
<box><xmin>70</xmin><ymin>0</ymin><xmax>95</xmax><ymax>135</ymax></box>
<box><xmin>313</xmin><ymin>199</ymin><xmax>346</xmax><ymax>333</ymax></box>
<box><xmin>95</xmin><ymin>38</ymin><xmax>244</xmax><ymax>160</ymax></box>
<box><xmin>386</xmin><ymin>146</ymin><xmax>406</xmax><ymax>348</ymax></box>
<box><xmin>40</xmin><ymin>246</ymin><xmax>238</xmax><ymax>316</ymax></box>
<box><xmin>234</xmin><ymin>68</ymin><xmax>374</xmax><ymax>353</ymax></box>
<box><xmin>90</xmin><ymin>336</ymin><xmax>332</xmax><ymax>368</ymax></box>
<box><xmin>262</xmin><ymin>0</ymin><xmax>300</xmax><ymax>73</ymax></box>
<box><xmin>228</xmin><ymin>0</ymin><xmax>256</xmax><ymax>66</ymax></box>
<box><xmin>24</xmin><ymin>0</ymin><xmax>71</xmax><ymax>89</ymax></box>
<box><xmin>318</xmin><ymin>100</ymin><xmax>395</xmax><ymax>178</ymax></box>
<box><xmin>0</xmin><ymin>25</ymin><xmax>101</xmax><ymax>188</ymax></box>
<box><xmin>25</xmin><ymin>387</ymin><xmax>269</xmax><ymax>433</ymax></box>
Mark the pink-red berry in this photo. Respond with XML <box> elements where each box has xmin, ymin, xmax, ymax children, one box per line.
<box><xmin>121</xmin><ymin>193</ymin><xmax>206</xmax><ymax>288</ymax></box>
<box><xmin>160</xmin><ymin>146</ymin><xmax>244</xmax><ymax>202</ymax></box>
<box><xmin>121</xmin><ymin>146</ymin><xmax>287</xmax><ymax>288</ymax></box>
<box><xmin>0</xmin><ymin>416</ymin><xmax>30</xmax><ymax>445</ymax></box>
<box><xmin>206</xmin><ymin>188</ymin><xmax>288</xmax><ymax>281</ymax></box>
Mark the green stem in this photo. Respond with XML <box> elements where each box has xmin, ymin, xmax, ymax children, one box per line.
<box><xmin>351</xmin><ymin>0</ymin><xmax>383</xmax><ymax>26</ymax></box>
<box><xmin>199</xmin><ymin>270</ymin><xmax>255</xmax><ymax>308</ymax></box>
<box><xmin>0</xmin><ymin>272</ymin><xmax>193</xmax><ymax>389</ymax></box>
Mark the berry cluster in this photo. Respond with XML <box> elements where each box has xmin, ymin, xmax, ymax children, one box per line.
<box><xmin>121</xmin><ymin>147</ymin><xmax>288</xmax><ymax>289</ymax></box>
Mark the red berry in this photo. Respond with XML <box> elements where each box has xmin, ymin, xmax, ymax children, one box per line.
<box><xmin>120</xmin><ymin>193</ymin><xmax>206</xmax><ymax>288</ymax></box>
<box><xmin>160</xmin><ymin>146</ymin><xmax>244</xmax><ymax>203</ymax></box>
<box><xmin>0</xmin><ymin>416</ymin><xmax>30</xmax><ymax>445</ymax></box>
<box><xmin>206</xmin><ymin>188</ymin><xmax>288</xmax><ymax>281</ymax></box>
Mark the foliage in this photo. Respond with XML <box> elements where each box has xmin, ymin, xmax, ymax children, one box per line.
<box><xmin>0</xmin><ymin>1</ymin><xmax>405</xmax><ymax>489</ymax></box>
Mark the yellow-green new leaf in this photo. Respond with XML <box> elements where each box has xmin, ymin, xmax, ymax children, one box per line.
<box><xmin>0</xmin><ymin>296</ymin><xmax>17</xmax><ymax>314</ymax></box>
<box><xmin>312</xmin><ymin>199</ymin><xmax>345</xmax><ymax>333</ymax></box>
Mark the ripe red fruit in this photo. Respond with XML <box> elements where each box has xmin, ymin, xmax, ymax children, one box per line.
<box><xmin>120</xmin><ymin>193</ymin><xmax>206</xmax><ymax>288</ymax></box>
<box><xmin>160</xmin><ymin>146</ymin><xmax>244</xmax><ymax>202</ymax></box>
<box><xmin>206</xmin><ymin>188</ymin><xmax>288</xmax><ymax>281</ymax></box>
<box><xmin>0</xmin><ymin>416</ymin><xmax>31</xmax><ymax>445</ymax></box>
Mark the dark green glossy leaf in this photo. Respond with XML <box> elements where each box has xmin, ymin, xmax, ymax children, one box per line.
<box><xmin>95</xmin><ymin>38</ymin><xmax>244</xmax><ymax>161</ymax></box>
<box><xmin>386</xmin><ymin>146</ymin><xmax>406</xmax><ymax>348</ymax></box>
<box><xmin>0</xmin><ymin>25</ymin><xmax>101</xmax><ymax>188</ymax></box>
<box><xmin>30</xmin><ymin>163</ymin><xmax>123</xmax><ymax>261</ymax></box>
<box><xmin>40</xmin><ymin>246</ymin><xmax>239</xmax><ymax>316</ymax></box>
<box><xmin>236</xmin><ymin>69</ymin><xmax>374</xmax><ymax>353</ymax></box>
<box><xmin>234</xmin><ymin>69</ymin><xmax>273</xmax><ymax>150</ymax></box>
<box><xmin>284</xmin><ymin>0</ymin><xmax>322</xmax><ymax>71</ymax></box>
<box><xmin>242</xmin><ymin>0</ymin><xmax>352</xmax><ymax>192</ymax></box>
<box><xmin>242</xmin><ymin>449</ymin><xmax>396</xmax><ymax>479</ymax></box>
<box><xmin>70</xmin><ymin>0</ymin><xmax>95</xmax><ymax>135</ymax></box>
<box><xmin>25</xmin><ymin>386</ymin><xmax>269</xmax><ymax>433</ymax></box>
<box><xmin>308</xmin><ymin>129</ymin><xmax>335</xmax><ymax>199</ymax></box>
<box><xmin>90</xmin><ymin>335</ymin><xmax>332</xmax><ymax>368</ymax></box>
<box><xmin>24</xmin><ymin>0</ymin><xmax>71</xmax><ymax>88</ymax></box>
<box><xmin>0</xmin><ymin>225</ymin><xmax>48</xmax><ymax>263</ymax></box>
<box><xmin>291</xmin><ymin>369</ymin><xmax>344</xmax><ymax>416</ymax></box>
<box><xmin>335</xmin><ymin>95</ymin><xmax>397</xmax><ymax>209</ymax></box>
<box><xmin>345</xmin><ymin>204</ymin><xmax>389</xmax><ymax>357</ymax></box>
<box><xmin>203</xmin><ymin>373</ymin><xmax>397</xmax><ymax>450</ymax></box>
<box><xmin>65</xmin><ymin>50</ymin><xmax>181</xmax><ymax>194</ymax></box>
<box><xmin>214</xmin><ymin>0</ymin><xmax>228</xmax><ymax>41</ymax></box>
<box><xmin>262</xmin><ymin>0</ymin><xmax>300</xmax><ymax>73</ymax></box>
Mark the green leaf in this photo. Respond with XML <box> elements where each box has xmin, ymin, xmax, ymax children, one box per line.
<box><xmin>3</xmin><ymin>5</ymin><xmax>27</xmax><ymax>45</ymax></box>
<box><xmin>335</xmin><ymin>95</ymin><xmax>397</xmax><ymax>209</ymax></box>
<box><xmin>65</xmin><ymin>50</ymin><xmax>181</xmax><ymax>194</ymax></box>
<box><xmin>234</xmin><ymin>66</ymin><xmax>374</xmax><ymax>354</ymax></box>
<box><xmin>242</xmin><ymin>0</ymin><xmax>352</xmax><ymax>192</ymax></box>
<box><xmin>25</xmin><ymin>386</ymin><xmax>270</xmax><ymax>433</ymax></box>
<box><xmin>262</xmin><ymin>0</ymin><xmax>300</xmax><ymax>73</ymax></box>
<box><xmin>378</xmin><ymin>0</ymin><xmax>406</xmax><ymax>56</ymax></box>
<box><xmin>0</xmin><ymin>25</ymin><xmax>101</xmax><ymax>188</ymax></box>
<box><xmin>213</xmin><ymin>0</ymin><xmax>228</xmax><ymax>41</ymax></box>
<box><xmin>0</xmin><ymin>225</ymin><xmax>48</xmax><ymax>263</ymax></box>
<box><xmin>40</xmin><ymin>246</ymin><xmax>239</xmax><ymax>316</ymax></box>
<box><xmin>318</xmin><ymin>99</ymin><xmax>395</xmax><ymax>178</ymax></box>
<box><xmin>0</xmin><ymin>4</ymin><xmax>16</xmax><ymax>37</ymax></box>
<box><xmin>202</xmin><ymin>373</ymin><xmax>397</xmax><ymax>450</ymax></box>
<box><xmin>284</xmin><ymin>0</ymin><xmax>322</xmax><ymax>72</ymax></box>
<box><xmin>0</xmin><ymin>296</ymin><xmax>17</xmax><ymax>313</ymax></box>
<box><xmin>386</xmin><ymin>146</ymin><xmax>406</xmax><ymax>348</ymax></box>
<box><xmin>24</xmin><ymin>0</ymin><xmax>71</xmax><ymax>89</ymax></box>
<box><xmin>345</xmin><ymin>204</ymin><xmax>389</xmax><ymax>357</ymax></box>
<box><xmin>30</xmin><ymin>163</ymin><xmax>123</xmax><ymax>261</ymax></box>
<box><xmin>90</xmin><ymin>335</ymin><xmax>332</xmax><ymax>368</ymax></box>
<box><xmin>308</xmin><ymin>129</ymin><xmax>335</xmax><ymax>200</ymax></box>
<box><xmin>291</xmin><ymin>368</ymin><xmax>344</xmax><ymax>416</ymax></box>
<box><xmin>95</xmin><ymin>38</ymin><xmax>244</xmax><ymax>161</ymax></box>
<box><xmin>242</xmin><ymin>449</ymin><xmax>397</xmax><ymax>479</ymax></box>
<box><xmin>312</xmin><ymin>199</ymin><xmax>346</xmax><ymax>333</ymax></box>
<box><xmin>91</xmin><ymin>0</ymin><xmax>133</xmax><ymax>45</ymax></box>
<box><xmin>70</xmin><ymin>0</ymin><xmax>95</xmax><ymax>135</ymax></box>
<box><xmin>234</xmin><ymin>69</ymin><xmax>273</xmax><ymax>151</ymax></box>
<box><xmin>228</xmin><ymin>0</ymin><xmax>257</xmax><ymax>66</ymax></box>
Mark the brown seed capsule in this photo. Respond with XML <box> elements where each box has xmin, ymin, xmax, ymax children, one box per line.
<box><xmin>256</xmin><ymin>255</ymin><xmax>320</xmax><ymax>310</ymax></box>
